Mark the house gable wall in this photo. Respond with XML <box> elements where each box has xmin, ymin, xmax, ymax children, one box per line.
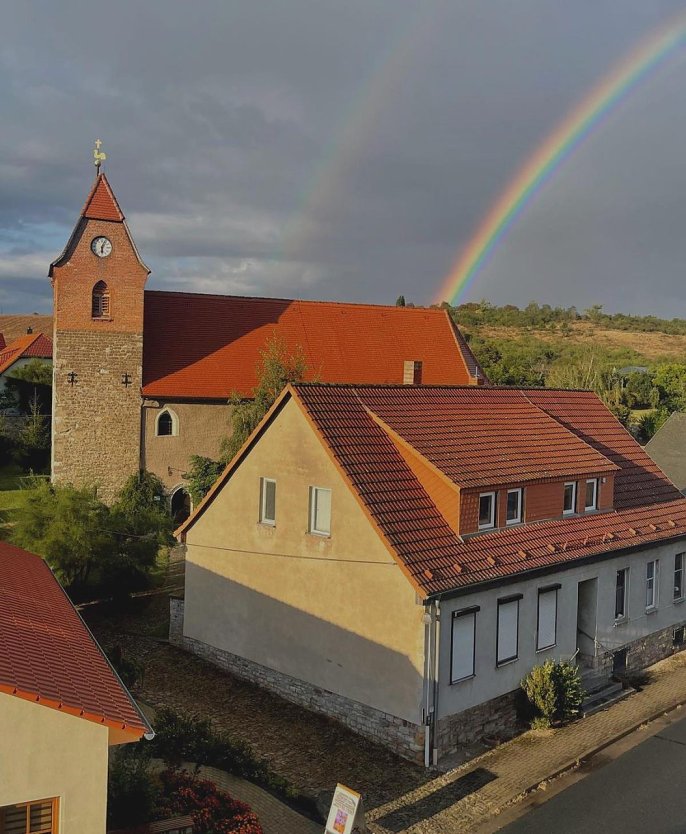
<box><xmin>0</xmin><ymin>692</ymin><xmax>109</xmax><ymax>833</ymax></box>
<box><xmin>183</xmin><ymin>396</ymin><xmax>425</xmax><ymax>724</ymax></box>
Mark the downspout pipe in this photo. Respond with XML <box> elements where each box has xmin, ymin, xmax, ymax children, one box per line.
<box><xmin>422</xmin><ymin>600</ymin><xmax>441</xmax><ymax>767</ymax></box>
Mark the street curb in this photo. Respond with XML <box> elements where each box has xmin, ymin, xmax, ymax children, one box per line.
<box><xmin>510</xmin><ymin>693</ymin><xmax>686</xmax><ymax>808</ymax></box>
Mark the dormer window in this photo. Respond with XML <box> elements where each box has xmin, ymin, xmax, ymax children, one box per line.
<box><xmin>478</xmin><ymin>492</ymin><xmax>496</xmax><ymax>530</ymax></box>
<box><xmin>506</xmin><ymin>488</ymin><xmax>522</xmax><ymax>525</ymax></box>
<box><xmin>92</xmin><ymin>281</ymin><xmax>110</xmax><ymax>318</ymax></box>
<box><xmin>585</xmin><ymin>479</ymin><xmax>598</xmax><ymax>511</ymax></box>
<box><xmin>563</xmin><ymin>482</ymin><xmax>577</xmax><ymax>515</ymax></box>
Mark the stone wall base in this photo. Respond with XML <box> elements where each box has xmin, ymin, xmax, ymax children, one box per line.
<box><xmin>436</xmin><ymin>689</ymin><xmax>519</xmax><ymax>758</ymax></box>
<box><xmin>169</xmin><ymin>598</ymin><xmax>425</xmax><ymax>763</ymax></box>
<box><xmin>604</xmin><ymin>617</ymin><xmax>686</xmax><ymax>674</ymax></box>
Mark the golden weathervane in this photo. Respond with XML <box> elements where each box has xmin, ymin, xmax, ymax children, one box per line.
<box><xmin>93</xmin><ymin>139</ymin><xmax>107</xmax><ymax>169</ymax></box>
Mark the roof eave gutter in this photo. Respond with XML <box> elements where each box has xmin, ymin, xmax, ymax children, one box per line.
<box><xmin>426</xmin><ymin>528</ymin><xmax>686</xmax><ymax>603</ymax></box>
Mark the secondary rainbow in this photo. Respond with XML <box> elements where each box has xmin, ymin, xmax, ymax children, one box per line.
<box><xmin>434</xmin><ymin>14</ymin><xmax>686</xmax><ymax>306</ymax></box>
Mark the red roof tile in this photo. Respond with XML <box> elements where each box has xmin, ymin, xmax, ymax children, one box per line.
<box><xmin>142</xmin><ymin>292</ymin><xmax>483</xmax><ymax>399</ymax></box>
<box><xmin>81</xmin><ymin>172</ymin><xmax>125</xmax><ymax>222</ymax></box>
<box><xmin>0</xmin><ymin>542</ymin><xmax>150</xmax><ymax>738</ymax></box>
<box><xmin>291</xmin><ymin>384</ymin><xmax>686</xmax><ymax>597</ymax></box>
<box><xmin>362</xmin><ymin>387</ymin><xmax>616</xmax><ymax>488</ymax></box>
<box><xmin>0</xmin><ymin>332</ymin><xmax>53</xmax><ymax>376</ymax></box>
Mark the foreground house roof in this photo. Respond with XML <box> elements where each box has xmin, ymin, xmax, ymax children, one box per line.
<box><xmin>0</xmin><ymin>332</ymin><xmax>53</xmax><ymax>376</ymax></box>
<box><xmin>0</xmin><ymin>542</ymin><xmax>151</xmax><ymax>741</ymax></box>
<box><xmin>179</xmin><ymin>384</ymin><xmax>686</xmax><ymax>599</ymax></box>
<box><xmin>142</xmin><ymin>291</ymin><xmax>483</xmax><ymax>399</ymax></box>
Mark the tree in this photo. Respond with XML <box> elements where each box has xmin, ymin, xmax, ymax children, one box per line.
<box><xmin>11</xmin><ymin>471</ymin><xmax>172</xmax><ymax>597</ymax></box>
<box><xmin>11</xmin><ymin>479</ymin><xmax>112</xmax><ymax>588</ymax></box>
<box><xmin>14</xmin><ymin>392</ymin><xmax>50</xmax><ymax>470</ymax></box>
<box><xmin>7</xmin><ymin>359</ymin><xmax>53</xmax><ymax>387</ymax></box>
<box><xmin>395</xmin><ymin>295</ymin><xmax>406</xmax><ymax>307</ymax></box>
<box><xmin>185</xmin><ymin>336</ymin><xmax>307</xmax><ymax>503</ymax></box>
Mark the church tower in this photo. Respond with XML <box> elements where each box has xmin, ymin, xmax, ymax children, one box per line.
<box><xmin>50</xmin><ymin>160</ymin><xmax>150</xmax><ymax>501</ymax></box>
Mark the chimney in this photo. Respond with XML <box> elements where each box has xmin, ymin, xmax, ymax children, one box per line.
<box><xmin>26</xmin><ymin>326</ymin><xmax>33</xmax><ymax>334</ymax></box>
<box><xmin>403</xmin><ymin>360</ymin><xmax>423</xmax><ymax>385</ymax></box>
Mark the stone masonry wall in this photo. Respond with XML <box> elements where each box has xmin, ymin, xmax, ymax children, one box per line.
<box><xmin>436</xmin><ymin>689</ymin><xmax>519</xmax><ymax>756</ymax></box>
<box><xmin>52</xmin><ymin>329</ymin><xmax>142</xmax><ymax>503</ymax></box>
<box><xmin>169</xmin><ymin>598</ymin><xmax>425</xmax><ymax>763</ymax></box>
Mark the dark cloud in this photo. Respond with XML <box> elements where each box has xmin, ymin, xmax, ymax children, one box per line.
<box><xmin>0</xmin><ymin>0</ymin><xmax>684</xmax><ymax>314</ymax></box>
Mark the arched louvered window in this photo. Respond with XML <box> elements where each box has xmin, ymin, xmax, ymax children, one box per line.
<box><xmin>92</xmin><ymin>281</ymin><xmax>110</xmax><ymax>318</ymax></box>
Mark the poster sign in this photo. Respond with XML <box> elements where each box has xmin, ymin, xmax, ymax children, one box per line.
<box><xmin>325</xmin><ymin>783</ymin><xmax>367</xmax><ymax>834</ymax></box>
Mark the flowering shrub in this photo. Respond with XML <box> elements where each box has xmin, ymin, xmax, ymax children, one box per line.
<box><xmin>157</xmin><ymin>768</ymin><xmax>263</xmax><ymax>834</ymax></box>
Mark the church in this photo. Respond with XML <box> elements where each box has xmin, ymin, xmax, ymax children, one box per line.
<box><xmin>50</xmin><ymin>168</ymin><xmax>484</xmax><ymax>513</ymax></box>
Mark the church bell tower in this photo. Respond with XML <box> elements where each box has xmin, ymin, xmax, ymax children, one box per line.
<box><xmin>50</xmin><ymin>145</ymin><xmax>150</xmax><ymax>501</ymax></box>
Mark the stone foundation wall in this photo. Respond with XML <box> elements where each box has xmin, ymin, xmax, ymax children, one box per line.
<box><xmin>436</xmin><ymin>689</ymin><xmax>519</xmax><ymax>756</ymax></box>
<box><xmin>169</xmin><ymin>598</ymin><xmax>425</xmax><ymax>763</ymax></box>
<box><xmin>609</xmin><ymin>617</ymin><xmax>686</xmax><ymax>672</ymax></box>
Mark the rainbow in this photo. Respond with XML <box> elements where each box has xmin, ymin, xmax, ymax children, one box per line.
<box><xmin>434</xmin><ymin>13</ymin><xmax>686</xmax><ymax>306</ymax></box>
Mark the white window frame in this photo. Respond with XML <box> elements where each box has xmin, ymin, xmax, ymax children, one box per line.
<box><xmin>450</xmin><ymin>606</ymin><xmax>479</xmax><ymax>683</ymax></box>
<box><xmin>478</xmin><ymin>491</ymin><xmax>496</xmax><ymax>530</ymax></box>
<box><xmin>536</xmin><ymin>584</ymin><xmax>559</xmax><ymax>651</ymax></box>
<box><xmin>155</xmin><ymin>408</ymin><xmax>179</xmax><ymax>437</ymax></box>
<box><xmin>260</xmin><ymin>478</ymin><xmax>276</xmax><ymax>526</ymax></box>
<box><xmin>675</xmin><ymin>553</ymin><xmax>684</xmax><ymax>602</ymax></box>
<box><xmin>615</xmin><ymin>567</ymin><xmax>629</xmax><ymax>621</ymax></box>
<box><xmin>309</xmin><ymin>486</ymin><xmax>332</xmax><ymax>536</ymax></box>
<box><xmin>646</xmin><ymin>559</ymin><xmax>659</xmax><ymax>610</ymax></box>
<box><xmin>496</xmin><ymin>595</ymin><xmax>521</xmax><ymax>665</ymax></box>
<box><xmin>506</xmin><ymin>488</ymin><xmax>523</xmax><ymax>525</ymax></box>
<box><xmin>563</xmin><ymin>481</ymin><xmax>577</xmax><ymax>515</ymax></box>
<box><xmin>585</xmin><ymin>478</ymin><xmax>598</xmax><ymax>511</ymax></box>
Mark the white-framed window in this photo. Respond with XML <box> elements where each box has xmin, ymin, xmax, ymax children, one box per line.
<box><xmin>646</xmin><ymin>560</ymin><xmax>659</xmax><ymax>610</ymax></box>
<box><xmin>451</xmin><ymin>606</ymin><xmax>479</xmax><ymax>683</ymax></box>
<box><xmin>309</xmin><ymin>486</ymin><xmax>332</xmax><ymax>535</ymax></box>
<box><xmin>675</xmin><ymin>553</ymin><xmax>684</xmax><ymax>601</ymax></box>
<box><xmin>478</xmin><ymin>492</ymin><xmax>496</xmax><ymax>530</ymax></box>
<box><xmin>506</xmin><ymin>488</ymin><xmax>523</xmax><ymax>525</ymax></box>
<box><xmin>615</xmin><ymin>568</ymin><xmax>628</xmax><ymax>620</ymax></box>
<box><xmin>260</xmin><ymin>478</ymin><xmax>276</xmax><ymax>525</ymax></box>
<box><xmin>496</xmin><ymin>595</ymin><xmax>521</xmax><ymax>665</ymax></box>
<box><xmin>563</xmin><ymin>481</ymin><xmax>577</xmax><ymax>515</ymax></box>
<box><xmin>537</xmin><ymin>584</ymin><xmax>559</xmax><ymax>650</ymax></box>
<box><xmin>585</xmin><ymin>478</ymin><xmax>598</xmax><ymax>511</ymax></box>
<box><xmin>155</xmin><ymin>408</ymin><xmax>179</xmax><ymax>437</ymax></box>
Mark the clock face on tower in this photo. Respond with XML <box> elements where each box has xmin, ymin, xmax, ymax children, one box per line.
<box><xmin>91</xmin><ymin>236</ymin><xmax>112</xmax><ymax>258</ymax></box>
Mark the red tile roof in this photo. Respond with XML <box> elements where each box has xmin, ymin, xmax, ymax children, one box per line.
<box><xmin>0</xmin><ymin>542</ymin><xmax>150</xmax><ymax>739</ymax></box>
<box><xmin>290</xmin><ymin>384</ymin><xmax>686</xmax><ymax>597</ymax></box>
<box><xmin>81</xmin><ymin>172</ymin><xmax>125</xmax><ymax>221</ymax></box>
<box><xmin>364</xmin><ymin>387</ymin><xmax>617</xmax><ymax>488</ymax></box>
<box><xmin>142</xmin><ymin>292</ymin><xmax>483</xmax><ymax>399</ymax></box>
<box><xmin>524</xmin><ymin>389</ymin><xmax>679</xmax><ymax>508</ymax></box>
<box><xmin>0</xmin><ymin>332</ymin><xmax>53</xmax><ymax>376</ymax></box>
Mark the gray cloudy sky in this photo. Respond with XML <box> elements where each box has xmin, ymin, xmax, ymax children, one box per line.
<box><xmin>0</xmin><ymin>0</ymin><xmax>684</xmax><ymax>316</ymax></box>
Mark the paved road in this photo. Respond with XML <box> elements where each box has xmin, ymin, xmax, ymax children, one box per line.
<box><xmin>498</xmin><ymin>713</ymin><xmax>686</xmax><ymax>834</ymax></box>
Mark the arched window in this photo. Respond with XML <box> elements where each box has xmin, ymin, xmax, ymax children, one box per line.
<box><xmin>92</xmin><ymin>281</ymin><xmax>110</xmax><ymax>318</ymax></box>
<box><xmin>155</xmin><ymin>408</ymin><xmax>178</xmax><ymax>436</ymax></box>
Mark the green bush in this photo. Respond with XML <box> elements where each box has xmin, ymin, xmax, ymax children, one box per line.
<box><xmin>107</xmin><ymin>748</ymin><xmax>159</xmax><ymax>829</ymax></box>
<box><xmin>521</xmin><ymin>660</ymin><xmax>585</xmax><ymax>727</ymax></box>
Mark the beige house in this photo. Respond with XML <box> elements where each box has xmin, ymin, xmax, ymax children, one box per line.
<box><xmin>0</xmin><ymin>541</ymin><xmax>152</xmax><ymax>832</ymax></box>
<box><xmin>175</xmin><ymin>383</ymin><xmax>686</xmax><ymax>765</ymax></box>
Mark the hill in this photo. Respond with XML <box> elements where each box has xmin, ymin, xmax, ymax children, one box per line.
<box><xmin>0</xmin><ymin>314</ymin><xmax>53</xmax><ymax>343</ymax></box>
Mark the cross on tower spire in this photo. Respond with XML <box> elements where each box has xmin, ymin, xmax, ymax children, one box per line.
<box><xmin>93</xmin><ymin>139</ymin><xmax>107</xmax><ymax>170</ymax></box>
